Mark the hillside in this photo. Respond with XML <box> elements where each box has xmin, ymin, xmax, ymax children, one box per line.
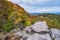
<box><xmin>0</xmin><ymin>0</ymin><xmax>60</xmax><ymax>33</ymax></box>
<box><xmin>36</xmin><ymin>13</ymin><xmax>60</xmax><ymax>29</ymax></box>
<box><xmin>0</xmin><ymin>0</ymin><xmax>34</xmax><ymax>32</ymax></box>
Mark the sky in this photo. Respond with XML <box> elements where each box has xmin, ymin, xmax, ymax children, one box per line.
<box><xmin>8</xmin><ymin>0</ymin><xmax>60</xmax><ymax>13</ymax></box>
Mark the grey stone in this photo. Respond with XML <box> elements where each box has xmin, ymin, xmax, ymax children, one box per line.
<box><xmin>31</xmin><ymin>21</ymin><xmax>49</xmax><ymax>32</ymax></box>
<box><xmin>54</xmin><ymin>38</ymin><xmax>60</xmax><ymax>40</ymax></box>
<box><xmin>50</xmin><ymin>28</ymin><xmax>60</xmax><ymax>38</ymax></box>
<box><xmin>26</xmin><ymin>33</ymin><xmax>52</xmax><ymax>40</ymax></box>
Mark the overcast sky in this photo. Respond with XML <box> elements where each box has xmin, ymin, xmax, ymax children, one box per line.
<box><xmin>8</xmin><ymin>0</ymin><xmax>60</xmax><ymax>13</ymax></box>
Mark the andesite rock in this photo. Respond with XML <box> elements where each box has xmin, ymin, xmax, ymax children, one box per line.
<box><xmin>31</xmin><ymin>21</ymin><xmax>49</xmax><ymax>32</ymax></box>
<box><xmin>7</xmin><ymin>22</ymin><xmax>60</xmax><ymax>40</ymax></box>
<box><xmin>26</xmin><ymin>33</ymin><xmax>52</xmax><ymax>40</ymax></box>
<box><xmin>50</xmin><ymin>28</ymin><xmax>60</xmax><ymax>38</ymax></box>
<box><xmin>54</xmin><ymin>38</ymin><xmax>60</xmax><ymax>40</ymax></box>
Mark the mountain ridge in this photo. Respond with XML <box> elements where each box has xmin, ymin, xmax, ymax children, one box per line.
<box><xmin>30</xmin><ymin>13</ymin><xmax>60</xmax><ymax>16</ymax></box>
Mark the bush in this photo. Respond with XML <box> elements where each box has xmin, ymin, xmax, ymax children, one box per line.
<box><xmin>2</xmin><ymin>20</ymin><xmax>14</xmax><ymax>32</ymax></box>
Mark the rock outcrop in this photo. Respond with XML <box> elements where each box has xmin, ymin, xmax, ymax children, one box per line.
<box><xmin>26</xmin><ymin>33</ymin><xmax>52</xmax><ymax>40</ymax></box>
<box><xmin>6</xmin><ymin>28</ymin><xmax>60</xmax><ymax>40</ymax></box>
<box><xmin>50</xmin><ymin>28</ymin><xmax>60</xmax><ymax>40</ymax></box>
<box><xmin>8</xmin><ymin>21</ymin><xmax>60</xmax><ymax>40</ymax></box>
<box><xmin>30</xmin><ymin>21</ymin><xmax>49</xmax><ymax>32</ymax></box>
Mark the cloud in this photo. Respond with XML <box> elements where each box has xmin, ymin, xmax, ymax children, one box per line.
<box><xmin>8</xmin><ymin>0</ymin><xmax>60</xmax><ymax>13</ymax></box>
<box><xmin>23</xmin><ymin>6</ymin><xmax>60</xmax><ymax>13</ymax></box>
<box><xmin>36</xmin><ymin>6</ymin><xmax>60</xmax><ymax>13</ymax></box>
<box><xmin>8</xmin><ymin>0</ymin><xmax>52</xmax><ymax>4</ymax></box>
<box><xmin>20</xmin><ymin>0</ymin><xmax>52</xmax><ymax>4</ymax></box>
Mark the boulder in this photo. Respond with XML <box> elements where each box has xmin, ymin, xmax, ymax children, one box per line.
<box><xmin>29</xmin><ymin>21</ymin><xmax>49</xmax><ymax>33</ymax></box>
<box><xmin>50</xmin><ymin>28</ymin><xmax>60</xmax><ymax>38</ymax></box>
<box><xmin>12</xmin><ymin>30</ymin><xmax>30</xmax><ymax>40</ymax></box>
<box><xmin>54</xmin><ymin>38</ymin><xmax>60</xmax><ymax>40</ymax></box>
<box><xmin>26</xmin><ymin>33</ymin><xmax>52</xmax><ymax>40</ymax></box>
<box><xmin>25</xmin><ymin>21</ymin><xmax>49</xmax><ymax>34</ymax></box>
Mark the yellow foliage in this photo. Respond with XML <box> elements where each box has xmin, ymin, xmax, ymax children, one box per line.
<box><xmin>19</xmin><ymin>9</ymin><xmax>24</xmax><ymax>12</ymax></box>
<box><xmin>14</xmin><ymin>18</ymin><xmax>22</xmax><ymax>24</ymax></box>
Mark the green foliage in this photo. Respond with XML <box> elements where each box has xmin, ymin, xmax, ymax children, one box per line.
<box><xmin>2</xmin><ymin>20</ymin><xmax>14</xmax><ymax>32</ymax></box>
<box><xmin>0</xmin><ymin>19</ymin><xmax>2</xmax><ymax>24</ymax></box>
<box><xmin>24</xmin><ymin>20</ymin><xmax>31</xmax><ymax>26</ymax></box>
<box><xmin>0</xmin><ymin>0</ymin><xmax>30</xmax><ymax>32</ymax></box>
<box><xmin>36</xmin><ymin>14</ymin><xmax>60</xmax><ymax>29</ymax></box>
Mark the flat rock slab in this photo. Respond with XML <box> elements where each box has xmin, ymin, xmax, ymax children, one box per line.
<box><xmin>50</xmin><ymin>28</ymin><xmax>60</xmax><ymax>38</ymax></box>
<box><xmin>26</xmin><ymin>33</ymin><xmax>52</xmax><ymax>40</ymax></box>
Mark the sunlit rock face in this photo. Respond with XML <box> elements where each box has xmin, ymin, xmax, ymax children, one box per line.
<box><xmin>9</xmin><ymin>21</ymin><xmax>60</xmax><ymax>40</ymax></box>
<box><xmin>9</xmin><ymin>28</ymin><xmax>60</xmax><ymax>40</ymax></box>
<box><xmin>25</xmin><ymin>21</ymin><xmax>49</xmax><ymax>34</ymax></box>
<box><xmin>31</xmin><ymin>21</ymin><xmax>49</xmax><ymax>32</ymax></box>
<box><xmin>50</xmin><ymin>28</ymin><xmax>60</xmax><ymax>40</ymax></box>
<box><xmin>26</xmin><ymin>33</ymin><xmax>52</xmax><ymax>40</ymax></box>
<box><xmin>9</xmin><ymin>21</ymin><xmax>51</xmax><ymax>40</ymax></box>
<box><xmin>51</xmin><ymin>28</ymin><xmax>60</xmax><ymax>38</ymax></box>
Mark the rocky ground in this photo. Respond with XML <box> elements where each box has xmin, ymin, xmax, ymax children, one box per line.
<box><xmin>0</xmin><ymin>28</ymin><xmax>60</xmax><ymax>40</ymax></box>
<box><xmin>0</xmin><ymin>22</ymin><xmax>60</xmax><ymax>40</ymax></box>
<box><xmin>7</xmin><ymin>28</ymin><xmax>60</xmax><ymax>40</ymax></box>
